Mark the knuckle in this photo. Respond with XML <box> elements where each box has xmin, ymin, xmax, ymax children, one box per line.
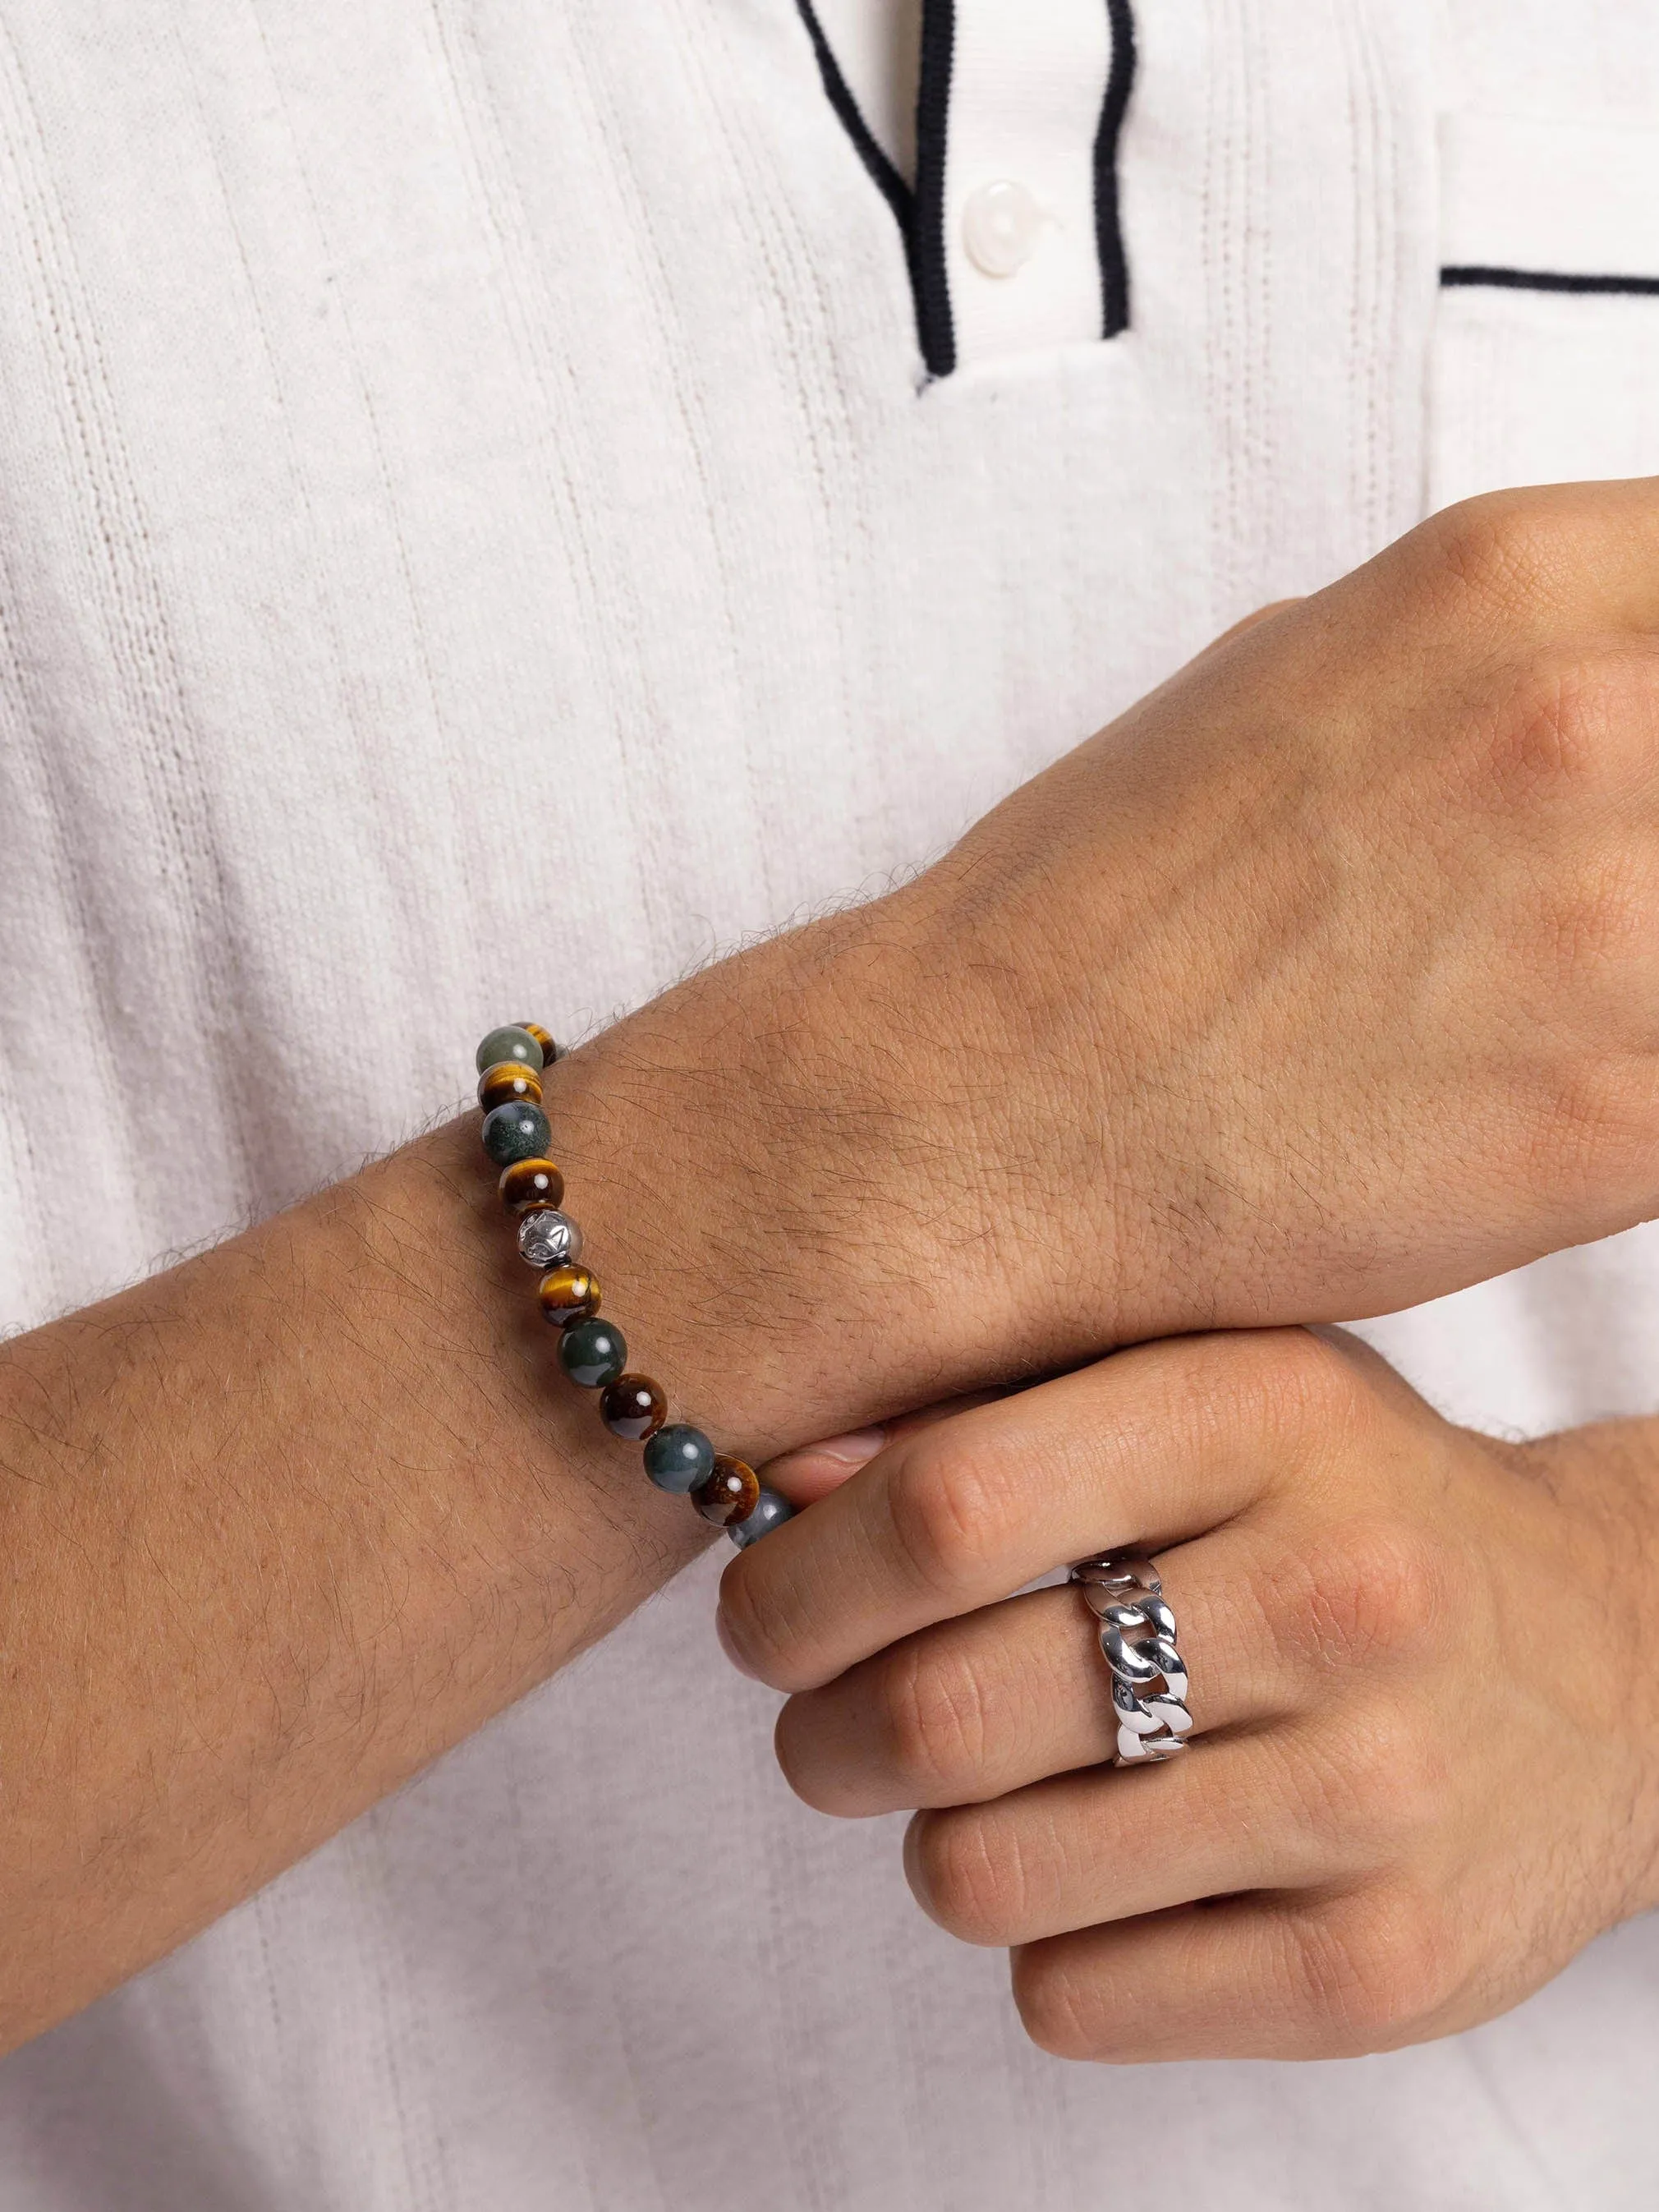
<box><xmin>1197</xmin><ymin>1328</ymin><xmax>1368</xmax><ymax>1467</ymax></box>
<box><xmin>1526</xmin><ymin>847</ymin><xmax>1652</xmax><ymax>996</ymax></box>
<box><xmin>769</xmin><ymin>1698</ymin><xmax>822</xmax><ymax>1810</ymax></box>
<box><xmin>1541</xmin><ymin>1051</ymin><xmax>1659</xmax><ymax>1196</ymax></box>
<box><xmin>880</xmin><ymin>1637</ymin><xmax>991</xmax><ymax>1796</ymax></box>
<box><xmin>1477</xmin><ymin>642</ymin><xmax>1656</xmax><ymax>802</ymax></box>
<box><xmin>1423</xmin><ymin>487</ymin><xmax>1578</xmax><ymax>613</ymax></box>
<box><xmin>1522</xmin><ymin>1034</ymin><xmax>1659</xmax><ymax>1220</ymax></box>
<box><xmin>887</xmin><ymin>1433</ymin><xmax>1022</xmax><ymax>1601</ymax></box>
<box><xmin>1010</xmin><ymin>1945</ymin><xmax>1105</xmax><ymax>2061</ymax></box>
<box><xmin>717</xmin><ymin>1547</ymin><xmax>833</xmax><ymax>1696</ymax></box>
<box><xmin>1299</xmin><ymin>1515</ymin><xmax>1449</xmax><ymax>1672</ymax></box>
<box><xmin>906</xmin><ymin>1806</ymin><xmax>1027</xmax><ymax>1946</ymax></box>
<box><xmin>715</xmin><ymin>1567</ymin><xmax>802</xmax><ymax>1692</ymax></box>
<box><xmin>1280</xmin><ymin>1888</ymin><xmax>1460</xmax><ymax>2053</ymax></box>
<box><xmin>1289</xmin><ymin>1703</ymin><xmax>1449</xmax><ymax>1857</ymax></box>
<box><xmin>771</xmin><ymin>1692</ymin><xmax>869</xmax><ymax>1817</ymax></box>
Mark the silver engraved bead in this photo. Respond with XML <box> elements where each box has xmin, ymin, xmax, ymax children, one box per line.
<box><xmin>517</xmin><ymin>1209</ymin><xmax>582</xmax><ymax>1270</ymax></box>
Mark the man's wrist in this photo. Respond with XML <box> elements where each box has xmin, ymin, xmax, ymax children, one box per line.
<box><xmin>534</xmin><ymin>879</ymin><xmax>1142</xmax><ymax>1455</ymax></box>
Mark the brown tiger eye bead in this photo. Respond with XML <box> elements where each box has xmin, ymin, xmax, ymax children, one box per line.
<box><xmin>537</xmin><ymin>1264</ymin><xmax>601</xmax><ymax>1327</ymax></box>
<box><xmin>499</xmin><ymin>1157</ymin><xmax>565</xmax><ymax>1212</ymax></box>
<box><xmin>516</xmin><ymin>1021</ymin><xmax>559</xmax><ymax>1066</ymax></box>
<box><xmin>691</xmin><ymin>1456</ymin><xmax>761</xmax><ymax>1528</ymax></box>
<box><xmin>478</xmin><ymin>1060</ymin><xmax>543</xmax><ymax>1113</ymax></box>
<box><xmin>600</xmin><ymin>1373</ymin><xmax>667</xmax><ymax>1442</ymax></box>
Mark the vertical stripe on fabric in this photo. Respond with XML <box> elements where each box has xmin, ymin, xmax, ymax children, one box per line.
<box><xmin>911</xmin><ymin>0</ymin><xmax>957</xmax><ymax>377</ymax></box>
<box><xmin>1095</xmin><ymin>0</ymin><xmax>1137</xmax><ymax>336</ymax></box>
<box><xmin>793</xmin><ymin>0</ymin><xmax>943</xmax><ymax>370</ymax></box>
<box><xmin>793</xmin><ymin>0</ymin><xmax>914</xmax><ymax>232</ymax></box>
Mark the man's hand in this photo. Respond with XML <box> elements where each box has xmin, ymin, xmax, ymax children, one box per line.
<box><xmin>717</xmin><ymin>1330</ymin><xmax>1659</xmax><ymax>2061</ymax></box>
<box><xmin>576</xmin><ymin>478</ymin><xmax>1659</xmax><ymax>1438</ymax></box>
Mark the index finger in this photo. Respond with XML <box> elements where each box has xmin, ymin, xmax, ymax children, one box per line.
<box><xmin>718</xmin><ymin>1327</ymin><xmax>1330</xmax><ymax>1692</ymax></box>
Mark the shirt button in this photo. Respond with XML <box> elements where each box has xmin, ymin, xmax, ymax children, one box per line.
<box><xmin>962</xmin><ymin>179</ymin><xmax>1044</xmax><ymax>278</ymax></box>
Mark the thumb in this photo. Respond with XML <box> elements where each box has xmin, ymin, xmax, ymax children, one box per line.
<box><xmin>762</xmin><ymin>1391</ymin><xmax>1012</xmax><ymax>1506</ymax></box>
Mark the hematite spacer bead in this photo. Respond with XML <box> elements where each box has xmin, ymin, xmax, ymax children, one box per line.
<box><xmin>499</xmin><ymin>1158</ymin><xmax>565</xmax><ymax>1213</ymax></box>
<box><xmin>537</xmin><ymin>1265</ymin><xmax>600</xmax><ymax>1327</ymax></box>
<box><xmin>728</xmin><ymin>1487</ymin><xmax>795</xmax><ymax>1548</ymax></box>
<box><xmin>482</xmin><ymin>1100</ymin><xmax>551</xmax><ymax>1166</ymax></box>
<box><xmin>600</xmin><ymin>1374</ymin><xmax>667</xmax><ymax>1442</ymax></box>
<box><xmin>559</xmin><ymin>1317</ymin><xmax>627</xmax><ymax>1389</ymax></box>
<box><xmin>643</xmin><ymin>1424</ymin><xmax>715</xmax><ymax>1493</ymax></box>
<box><xmin>692</xmin><ymin>1456</ymin><xmax>761</xmax><ymax>1528</ymax></box>
<box><xmin>517</xmin><ymin>1210</ymin><xmax>582</xmax><ymax>1270</ymax></box>
<box><xmin>476</xmin><ymin>1025</ymin><xmax>543</xmax><ymax>1076</ymax></box>
<box><xmin>516</xmin><ymin>1022</ymin><xmax>559</xmax><ymax>1066</ymax></box>
<box><xmin>478</xmin><ymin>1060</ymin><xmax>543</xmax><ymax>1113</ymax></box>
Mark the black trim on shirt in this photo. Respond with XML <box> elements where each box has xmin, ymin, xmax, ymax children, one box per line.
<box><xmin>1094</xmin><ymin>0</ymin><xmax>1137</xmax><ymax>338</ymax></box>
<box><xmin>793</xmin><ymin>0</ymin><xmax>954</xmax><ymax>375</ymax></box>
<box><xmin>795</xmin><ymin>0</ymin><xmax>1137</xmax><ymax>379</ymax></box>
<box><xmin>794</xmin><ymin>0</ymin><xmax>914</xmax><ymax>236</ymax></box>
<box><xmin>1441</xmin><ymin>264</ymin><xmax>1659</xmax><ymax>296</ymax></box>
<box><xmin>911</xmin><ymin>0</ymin><xmax>958</xmax><ymax>377</ymax></box>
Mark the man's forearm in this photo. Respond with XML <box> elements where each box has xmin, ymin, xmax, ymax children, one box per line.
<box><xmin>0</xmin><ymin>1107</ymin><xmax>730</xmax><ymax>2053</ymax></box>
<box><xmin>0</xmin><ymin>894</ymin><xmax>1016</xmax><ymax>2056</ymax></box>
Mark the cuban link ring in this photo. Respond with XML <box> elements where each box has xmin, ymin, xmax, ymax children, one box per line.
<box><xmin>1069</xmin><ymin>1552</ymin><xmax>1193</xmax><ymax>1766</ymax></box>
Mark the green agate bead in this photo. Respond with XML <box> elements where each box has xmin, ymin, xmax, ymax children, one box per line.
<box><xmin>643</xmin><ymin>1425</ymin><xmax>715</xmax><ymax>1493</ymax></box>
<box><xmin>481</xmin><ymin>1100</ymin><xmax>551</xmax><ymax>1166</ymax></box>
<box><xmin>559</xmin><ymin>1318</ymin><xmax>627</xmax><ymax>1388</ymax></box>
<box><xmin>475</xmin><ymin>1024</ymin><xmax>544</xmax><ymax>1075</ymax></box>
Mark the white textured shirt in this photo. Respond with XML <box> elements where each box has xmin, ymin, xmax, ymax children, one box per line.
<box><xmin>3</xmin><ymin>2</ymin><xmax>1659</xmax><ymax>2205</ymax></box>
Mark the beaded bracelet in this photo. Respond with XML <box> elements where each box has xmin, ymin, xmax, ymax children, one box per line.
<box><xmin>473</xmin><ymin>1023</ymin><xmax>796</xmax><ymax>1548</ymax></box>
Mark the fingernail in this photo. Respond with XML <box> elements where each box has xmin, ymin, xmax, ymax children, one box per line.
<box><xmin>806</xmin><ymin>1426</ymin><xmax>888</xmax><ymax>1465</ymax></box>
<box><xmin>766</xmin><ymin>1425</ymin><xmax>889</xmax><ymax>1506</ymax></box>
<box><xmin>715</xmin><ymin>1607</ymin><xmax>761</xmax><ymax>1681</ymax></box>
